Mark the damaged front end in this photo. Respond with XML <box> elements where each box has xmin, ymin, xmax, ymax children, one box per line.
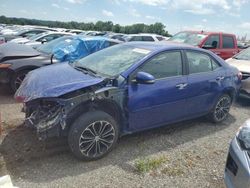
<box><xmin>23</xmin><ymin>88</ymin><xmax>95</xmax><ymax>140</ymax></box>
<box><xmin>25</xmin><ymin>99</ymin><xmax>67</xmax><ymax>139</ymax></box>
<box><xmin>23</xmin><ymin>82</ymin><xmax>126</xmax><ymax>140</ymax></box>
<box><xmin>240</xmin><ymin>72</ymin><xmax>250</xmax><ymax>99</ymax></box>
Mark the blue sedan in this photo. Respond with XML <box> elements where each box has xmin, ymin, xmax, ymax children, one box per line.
<box><xmin>15</xmin><ymin>42</ymin><xmax>241</xmax><ymax>160</ymax></box>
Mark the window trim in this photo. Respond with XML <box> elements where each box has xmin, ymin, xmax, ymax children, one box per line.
<box><xmin>129</xmin><ymin>49</ymin><xmax>185</xmax><ymax>82</ymax></box>
<box><xmin>184</xmin><ymin>50</ymin><xmax>222</xmax><ymax>75</ymax></box>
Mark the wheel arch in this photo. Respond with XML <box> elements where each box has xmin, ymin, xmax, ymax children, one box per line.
<box><xmin>222</xmin><ymin>87</ymin><xmax>237</xmax><ymax>102</ymax></box>
<box><xmin>65</xmin><ymin>99</ymin><xmax>123</xmax><ymax>133</ymax></box>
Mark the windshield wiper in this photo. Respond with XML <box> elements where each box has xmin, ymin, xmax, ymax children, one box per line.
<box><xmin>74</xmin><ymin>65</ymin><xmax>98</xmax><ymax>76</ymax></box>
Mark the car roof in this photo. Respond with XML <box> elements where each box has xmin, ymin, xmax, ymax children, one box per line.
<box><xmin>122</xmin><ymin>41</ymin><xmax>202</xmax><ymax>52</ymax></box>
<box><xmin>127</xmin><ymin>33</ymin><xmax>162</xmax><ymax>37</ymax></box>
<box><xmin>181</xmin><ymin>30</ymin><xmax>235</xmax><ymax>36</ymax></box>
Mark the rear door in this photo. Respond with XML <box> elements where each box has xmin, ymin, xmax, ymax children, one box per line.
<box><xmin>128</xmin><ymin>50</ymin><xmax>188</xmax><ymax>131</ymax></box>
<box><xmin>185</xmin><ymin>50</ymin><xmax>226</xmax><ymax>116</ymax></box>
<box><xmin>220</xmin><ymin>34</ymin><xmax>238</xmax><ymax>59</ymax></box>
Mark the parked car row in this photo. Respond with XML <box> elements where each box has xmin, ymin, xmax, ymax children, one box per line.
<box><xmin>0</xmin><ymin>35</ymin><xmax>121</xmax><ymax>92</ymax></box>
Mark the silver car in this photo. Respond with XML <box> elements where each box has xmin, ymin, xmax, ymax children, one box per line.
<box><xmin>226</xmin><ymin>48</ymin><xmax>250</xmax><ymax>99</ymax></box>
<box><xmin>224</xmin><ymin>119</ymin><xmax>250</xmax><ymax>188</ymax></box>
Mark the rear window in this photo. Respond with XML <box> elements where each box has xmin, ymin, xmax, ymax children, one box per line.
<box><xmin>223</xmin><ymin>35</ymin><xmax>234</xmax><ymax>49</ymax></box>
<box><xmin>156</xmin><ymin>37</ymin><xmax>164</xmax><ymax>41</ymax></box>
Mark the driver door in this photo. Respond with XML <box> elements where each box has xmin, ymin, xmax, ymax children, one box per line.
<box><xmin>127</xmin><ymin>50</ymin><xmax>188</xmax><ymax>131</ymax></box>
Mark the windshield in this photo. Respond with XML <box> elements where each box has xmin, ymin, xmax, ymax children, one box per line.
<box><xmin>16</xmin><ymin>29</ymin><xmax>29</xmax><ymax>36</ymax></box>
<box><xmin>234</xmin><ymin>47</ymin><xmax>250</xmax><ymax>60</ymax></box>
<box><xmin>74</xmin><ymin>44</ymin><xmax>151</xmax><ymax>77</ymax></box>
<box><xmin>169</xmin><ymin>32</ymin><xmax>207</xmax><ymax>46</ymax></box>
<box><xmin>28</xmin><ymin>32</ymin><xmax>46</xmax><ymax>40</ymax></box>
<box><xmin>37</xmin><ymin>36</ymin><xmax>74</xmax><ymax>54</ymax></box>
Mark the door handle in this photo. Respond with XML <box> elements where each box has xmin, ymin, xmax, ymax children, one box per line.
<box><xmin>215</xmin><ymin>52</ymin><xmax>221</xmax><ymax>55</ymax></box>
<box><xmin>176</xmin><ymin>83</ymin><xmax>188</xmax><ymax>90</ymax></box>
<box><xmin>216</xmin><ymin>76</ymin><xmax>224</xmax><ymax>81</ymax></box>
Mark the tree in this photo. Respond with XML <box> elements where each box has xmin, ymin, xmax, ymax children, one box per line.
<box><xmin>0</xmin><ymin>15</ymin><xmax>172</xmax><ymax>36</ymax></box>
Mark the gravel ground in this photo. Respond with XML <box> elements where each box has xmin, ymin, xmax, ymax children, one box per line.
<box><xmin>0</xmin><ymin>85</ymin><xmax>249</xmax><ymax>188</ymax></box>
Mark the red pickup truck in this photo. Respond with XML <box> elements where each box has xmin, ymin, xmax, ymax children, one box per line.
<box><xmin>169</xmin><ymin>31</ymin><xmax>240</xmax><ymax>59</ymax></box>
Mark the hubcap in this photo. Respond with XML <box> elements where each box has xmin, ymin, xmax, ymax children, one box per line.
<box><xmin>79</xmin><ymin>121</ymin><xmax>115</xmax><ymax>158</ymax></box>
<box><xmin>214</xmin><ymin>96</ymin><xmax>231</xmax><ymax>121</ymax></box>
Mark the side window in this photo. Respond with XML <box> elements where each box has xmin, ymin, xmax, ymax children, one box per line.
<box><xmin>204</xmin><ymin>35</ymin><xmax>220</xmax><ymax>48</ymax></box>
<box><xmin>130</xmin><ymin>36</ymin><xmax>143</xmax><ymax>41</ymax></box>
<box><xmin>187</xmin><ymin>51</ymin><xmax>213</xmax><ymax>74</ymax></box>
<box><xmin>142</xmin><ymin>36</ymin><xmax>154</xmax><ymax>41</ymax></box>
<box><xmin>137</xmin><ymin>51</ymin><xmax>182</xmax><ymax>79</ymax></box>
<box><xmin>222</xmin><ymin>35</ymin><xmax>234</xmax><ymax>49</ymax></box>
<box><xmin>211</xmin><ymin>59</ymin><xmax>220</xmax><ymax>70</ymax></box>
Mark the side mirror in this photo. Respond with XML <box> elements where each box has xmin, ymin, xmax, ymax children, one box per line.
<box><xmin>41</xmin><ymin>38</ymin><xmax>47</xmax><ymax>44</ymax></box>
<box><xmin>134</xmin><ymin>72</ymin><xmax>155</xmax><ymax>84</ymax></box>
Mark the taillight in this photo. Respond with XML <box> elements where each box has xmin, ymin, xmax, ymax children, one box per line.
<box><xmin>237</xmin><ymin>72</ymin><xmax>242</xmax><ymax>80</ymax></box>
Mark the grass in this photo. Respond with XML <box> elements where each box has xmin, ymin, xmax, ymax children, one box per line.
<box><xmin>161</xmin><ymin>166</ymin><xmax>185</xmax><ymax>176</ymax></box>
<box><xmin>134</xmin><ymin>156</ymin><xmax>168</xmax><ymax>174</ymax></box>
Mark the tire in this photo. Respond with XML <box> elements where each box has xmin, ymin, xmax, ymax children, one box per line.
<box><xmin>209</xmin><ymin>94</ymin><xmax>232</xmax><ymax>123</ymax></box>
<box><xmin>68</xmin><ymin>111</ymin><xmax>119</xmax><ymax>161</ymax></box>
<box><xmin>10</xmin><ymin>70</ymin><xmax>30</xmax><ymax>93</ymax></box>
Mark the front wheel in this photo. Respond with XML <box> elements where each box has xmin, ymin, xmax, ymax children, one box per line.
<box><xmin>209</xmin><ymin>94</ymin><xmax>232</xmax><ymax>123</ymax></box>
<box><xmin>68</xmin><ymin>111</ymin><xmax>119</xmax><ymax>161</ymax></box>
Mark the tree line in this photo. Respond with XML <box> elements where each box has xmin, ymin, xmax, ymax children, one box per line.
<box><xmin>0</xmin><ymin>15</ymin><xmax>171</xmax><ymax>37</ymax></box>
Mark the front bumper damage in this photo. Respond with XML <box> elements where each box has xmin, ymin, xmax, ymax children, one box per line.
<box><xmin>24</xmin><ymin>91</ymin><xmax>93</xmax><ymax>140</ymax></box>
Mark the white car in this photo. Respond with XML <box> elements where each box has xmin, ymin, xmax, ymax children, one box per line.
<box><xmin>10</xmin><ymin>31</ymin><xmax>73</xmax><ymax>48</ymax></box>
<box><xmin>123</xmin><ymin>33</ymin><xmax>167</xmax><ymax>42</ymax></box>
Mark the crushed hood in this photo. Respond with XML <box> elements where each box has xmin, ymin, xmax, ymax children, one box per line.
<box><xmin>15</xmin><ymin>63</ymin><xmax>105</xmax><ymax>102</ymax></box>
<box><xmin>0</xmin><ymin>42</ymin><xmax>40</xmax><ymax>63</ymax></box>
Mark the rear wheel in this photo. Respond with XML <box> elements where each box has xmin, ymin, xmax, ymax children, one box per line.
<box><xmin>209</xmin><ymin>94</ymin><xmax>232</xmax><ymax>123</ymax></box>
<box><xmin>68</xmin><ymin>111</ymin><xmax>119</xmax><ymax>161</ymax></box>
<box><xmin>10</xmin><ymin>70</ymin><xmax>30</xmax><ymax>92</ymax></box>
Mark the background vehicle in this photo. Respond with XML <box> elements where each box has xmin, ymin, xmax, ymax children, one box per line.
<box><xmin>169</xmin><ymin>31</ymin><xmax>240</xmax><ymax>59</ymax></box>
<box><xmin>226</xmin><ymin>47</ymin><xmax>250</xmax><ymax>98</ymax></box>
<box><xmin>224</xmin><ymin>119</ymin><xmax>250</xmax><ymax>188</ymax></box>
<box><xmin>15</xmin><ymin>42</ymin><xmax>241</xmax><ymax>160</ymax></box>
<box><xmin>0</xmin><ymin>36</ymin><xmax>121</xmax><ymax>92</ymax></box>
<box><xmin>123</xmin><ymin>33</ymin><xmax>166</xmax><ymax>42</ymax></box>
<box><xmin>0</xmin><ymin>28</ymin><xmax>51</xmax><ymax>43</ymax></box>
<box><xmin>10</xmin><ymin>31</ymin><xmax>73</xmax><ymax>48</ymax></box>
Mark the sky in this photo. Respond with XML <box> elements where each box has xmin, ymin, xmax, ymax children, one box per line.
<box><xmin>1</xmin><ymin>0</ymin><xmax>250</xmax><ymax>38</ymax></box>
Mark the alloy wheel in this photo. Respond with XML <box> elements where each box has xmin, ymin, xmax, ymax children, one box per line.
<box><xmin>214</xmin><ymin>96</ymin><xmax>231</xmax><ymax>121</ymax></box>
<box><xmin>79</xmin><ymin>120</ymin><xmax>115</xmax><ymax>158</ymax></box>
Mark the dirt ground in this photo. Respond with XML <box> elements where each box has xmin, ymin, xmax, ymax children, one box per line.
<box><xmin>0</xmin><ymin>85</ymin><xmax>249</xmax><ymax>188</ymax></box>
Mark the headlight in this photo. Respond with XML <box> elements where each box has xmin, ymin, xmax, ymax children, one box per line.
<box><xmin>237</xmin><ymin>119</ymin><xmax>250</xmax><ymax>150</ymax></box>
